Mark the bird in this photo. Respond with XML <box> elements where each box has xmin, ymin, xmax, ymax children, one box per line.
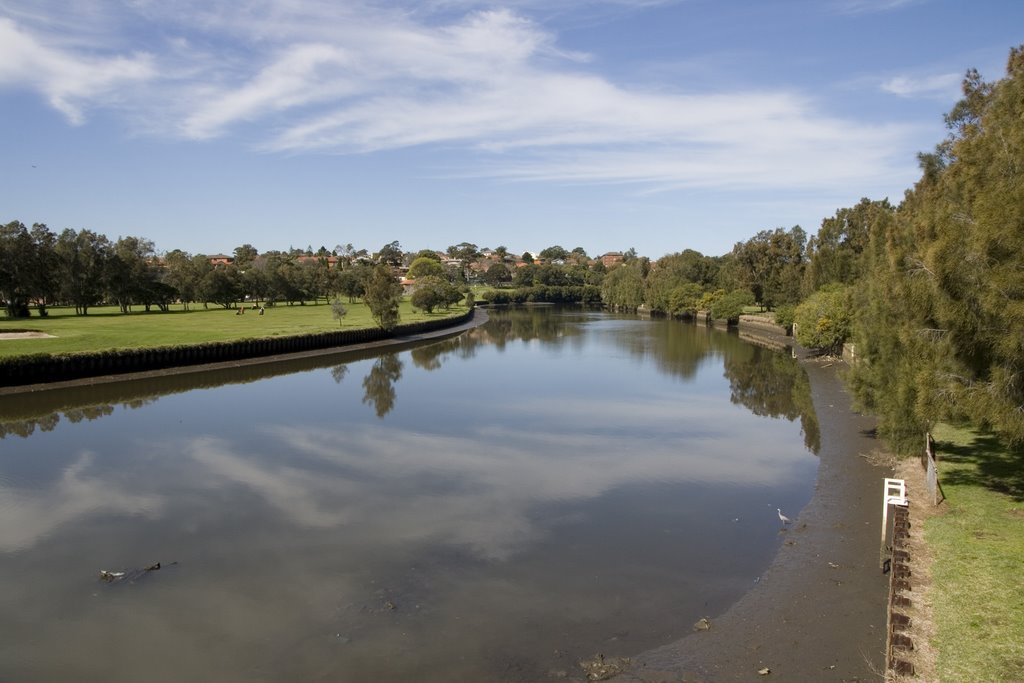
<box><xmin>777</xmin><ymin>508</ymin><xmax>792</xmax><ymax>525</ymax></box>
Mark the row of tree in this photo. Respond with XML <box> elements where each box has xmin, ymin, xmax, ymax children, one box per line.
<box><xmin>0</xmin><ymin>226</ymin><xmax>409</xmax><ymax>317</ymax></box>
<box><xmin>821</xmin><ymin>47</ymin><xmax>1024</xmax><ymax>450</ymax></box>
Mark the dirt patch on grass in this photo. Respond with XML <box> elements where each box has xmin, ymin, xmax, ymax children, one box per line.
<box><xmin>890</xmin><ymin>456</ymin><xmax>941</xmax><ymax>683</ymax></box>
<box><xmin>0</xmin><ymin>331</ymin><xmax>55</xmax><ymax>340</ymax></box>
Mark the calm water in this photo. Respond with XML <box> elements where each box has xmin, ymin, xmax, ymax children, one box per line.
<box><xmin>0</xmin><ymin>308</ymin><xmax>819</xmax><ymax>682</ymax></box>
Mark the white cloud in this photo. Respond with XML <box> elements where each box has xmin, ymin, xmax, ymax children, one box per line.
<box><xmin>165</xmin><ymin>403</ymin><xmax>810</xmax><ymax>562</ymax></box>
<box><xmin>881</xmin><ymin>71</ymin><xmax>961</xmax><ymax>99</ymax></box>
<box><xmin>0</xmin><ymin>17</ymin><xmax>155</xmax><ymax>124</ymax></box>
<box><xmin>0</xmin><ymin>453</ymin><xmax>164</xmax><ymax>553</ymax></box>
<box><xmin>0</xmin><ymin>0</ymin><xmax>916</xmax><ymax>194</ymax></box>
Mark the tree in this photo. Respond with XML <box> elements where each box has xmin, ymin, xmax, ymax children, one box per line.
<box><xmin>644</xmin><ymin>250</ymin><xmax>717</xmax><ymax>314</ymax></box>
<box><xmin>793</xmin><ymin>284</ymin><xmax>851</xmax><ymax>355</ymax></box>
<box><xmin>200</xmin><ymin>265</ymin><xmax>242</xmax><ymax>308</ymax></box>
<box><xmin>29</xmin><ymin>223</ymin><xmax>59</xmax><ymax>315</ymax></box>
<box><xmin>0</xmin><ymin>221</ymin><xmax>57</xmax><ymax>317</ymax></box>
<box><xmin>408</xmin><ymin>256</ymin><xmax>446</xmax><ymax>280</ymax></box>
<box><xmin>730</xmin><ymin>226</ymin><xmax>806</xmax><ymax>309</ymax></box>
<box><xmin>847</xmin><ymin>45</ymin><xmax>1024</xmax><ymax>448</ymax></box>
<box><xmin>376</xmin><ymin>240</ymin><xmax>403</xmax><ymax>266</ymax></box>
<box><xmin>410</xmin><ymin>276</ymin><xmax>444</xmax><ymax>313</ymax></box>
<box><xmin>107</xmin><ymin>235</ymin><xmax>157</xmax><ymax>313</ymax></box>
<box><xmin>337</xmin><ymin>264</ymin><xmax>370</xmax><ymax>302</ymax></box>
<box><xmin>447</xmin><ymin>242</ymin><xmax>480</xmax><ymax>262</ymax></box>
<box><xmin>513</xmin><ymin>263</ymin><xmax>537</xmax><ymax>287</ymax></box>
<box><xmin>803</xmin><ymin>199</ymin><xmax>894</xmax><ymax>295</ymax></box>
<box><xmin>484</xmin><ymin>262</ymin><xmax>512</xmax><ymax>286</ymax></box>
<box><xmin>539</xmin><ymin>245</ymin><xmax>569</xmax><ymax>262</ymax></box>
<box><xmin>55</xmin><ymin>228</ymin><xmax>111</xmax><ymax>315</ymax></box>
<box><xmin>667</xmin><ymin>282</ymin><xmax>704</xmax><ymax>318</ymax></box>
<box><xmin>710</xmin><ymin>289</ymin><xmax>755</xmax><ymax>324</ymax></box>
<box><xmin>413</xmin><ymin>249</ymin><xmax>442</xmax><ymax>262</ymax></box>
<box><xmin>600</xmin><ymin>262</ymin><xmax>645</xmax><ymax>310</ymax></box>
<box><xmin>330</xmin><ymin>298</ymin><xmax>347</xmax><ymax>325</ymax></box>
<box><xmin>233</xmin><ymin>244</ymin><xmax>259</xmax><ymax>269</ymax></box>
<box><xmin>534</xmin><ymin>264</ymin><xmax>568</xmax><ymax>287</ymax></box>
<box><xmin>521</xmin><ymin>251</ymin><xmax>534</xmax><ymax>264</ymax></box>
<box><xmin>364</xmin><ymin>263</ymin><xmax>403</xmax><ymax>330</ymax></box>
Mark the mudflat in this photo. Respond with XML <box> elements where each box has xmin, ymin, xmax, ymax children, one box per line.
<box><xmin>622</xmin><ymin>355</ymin><xmax>889</xmax><ymax>682</ymax></box>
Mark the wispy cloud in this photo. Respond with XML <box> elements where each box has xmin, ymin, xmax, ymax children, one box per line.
<box><xmin>0</xmin><ymin>0</ymin><xmax>916</xmax><ymax>193</ymax></box>
<box><xmin>0</xmin><ymin>453</ymin><xmax>163</xmax><ymax>553</ymax></box>
<box><xmin>833</xmin><ymin>0</ymin><xmax>924</xmax><ymax>14</ymax></box>
<box><xmin>0</xmin><ymin>17</ymin><xmax>154</xmax><ymax>124</ymax></box>
<box><xmin>881</xmin><ymin>71</ymin><xmax>961</xmax><ymax>99</ymax></box>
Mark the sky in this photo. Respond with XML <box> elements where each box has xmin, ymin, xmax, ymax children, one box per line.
<box><xmin>1</xmin><ymin>1</ymin><xmax>1021</xmax><ymax>259</ymax></box>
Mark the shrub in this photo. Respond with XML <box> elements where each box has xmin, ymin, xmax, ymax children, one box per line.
<box><xmin>793</xmin><ymin>284</ymin><xmax>851</xmax><ymax>354</ymax></box>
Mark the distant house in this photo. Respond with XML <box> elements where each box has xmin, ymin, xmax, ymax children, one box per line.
<box><xmin>600</xmin><ymin>252</ymin><xmax>625</xmax><ymax>268</ymax></box>
<box><xmin>208</xmin><ymin>254</ymin><xmax>234</xmax><ymax>267</ymax></box>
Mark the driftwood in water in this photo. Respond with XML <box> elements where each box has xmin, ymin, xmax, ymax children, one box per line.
<box><xmin>98</xmin><ymin>562</ymin><xmax>168</xmax><ymax>584</ymax></box>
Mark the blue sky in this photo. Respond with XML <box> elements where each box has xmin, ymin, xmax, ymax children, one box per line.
<box><xmin>1</xmin><ymin>1</ymin><xmax>1021</xmax><ymax>258</ymax></box>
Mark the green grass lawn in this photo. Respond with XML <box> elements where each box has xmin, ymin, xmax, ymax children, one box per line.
<box><xmin>0</xmin><ymin>300</ymin><xmax>468</xmax><ymax>358</ymax></box>
<box><xmin>928</xmin><ymin>423</ymin><xmax>1024</xmax><ymax>682</ymax></box>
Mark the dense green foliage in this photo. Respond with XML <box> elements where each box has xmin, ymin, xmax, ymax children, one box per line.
<box><xmin>793</xmin><ymin>284</ymin><xmax>851</xmax><ymax>355</ymax></box>
<box><xmin>846</xmin><ymin>47</ymin><xmax>1024</xmax><ymax>449</ymax></box>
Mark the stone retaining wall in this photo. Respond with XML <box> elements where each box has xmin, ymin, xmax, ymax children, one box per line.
<box><xmin>738</xmin><ymin>314</ymin><xmax>788</xmax><ymax>336</ymax></box>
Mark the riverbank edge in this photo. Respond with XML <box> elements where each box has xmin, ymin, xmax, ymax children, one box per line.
<box><xmin>0</xmin><ymin>308</ymin><xmax>487</xmax><ymax>396</ymax></box>
<box><xmin>621</xmin><ymin>336</ymin><xmax>890</xmax><ymax>682</ymax></box>
<box><xmin>0</xmin><ymin>308</ymin><xmax>480</xmax><ymax>390</ymax></box>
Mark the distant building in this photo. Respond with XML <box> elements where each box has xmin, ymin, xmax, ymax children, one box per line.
<box><xmin>600</xmin><ymin>252</ymin><xmax>625</xmax><ymax>268</ymax></box>
<box><xmin>208</xmin><ymin>254</ymin><xmax>234</xmax><ymax>267</ymax></box>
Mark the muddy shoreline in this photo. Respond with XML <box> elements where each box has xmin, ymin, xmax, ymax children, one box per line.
<box><xmin>620</xmin><ymin>348</ymin><xmax>889</xmax><ymax>681</ymax></box>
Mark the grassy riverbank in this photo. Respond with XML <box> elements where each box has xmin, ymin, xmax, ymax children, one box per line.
<box><xmin>927</xmin><ymin>423</ymin><xmax>1024</xmax><ymax>682</ymax></box>
<box><xmin>0</xmin><ymin>301</ymin><xmax>468</xmax><ymax>358</ymax></box>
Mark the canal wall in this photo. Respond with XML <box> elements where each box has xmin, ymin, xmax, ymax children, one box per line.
<box><xmin>0</xmin><ymin>309</ymin><xmax>474</xmax><ymax>387</ymax></box>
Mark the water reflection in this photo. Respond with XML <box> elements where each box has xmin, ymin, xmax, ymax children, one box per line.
<box><xmin>361</xmin><ymin>354</ymin><xmax>403</xmax><ymax>418</ymax></box>
<box><xmin>724</xmin><ymin>343</ymin><xmax>821</xmax><ymax>453</ymax></box>
<box><xmin>0</xmin><ymin>310</ymin><xmax>817</xmax><ymax>447</ymax></box>
<box><xmin>0</xmin><ymin>308</ymin><xmax>822</xmax><ymax>682</ymax></box>
<box><xmin>0</xmin><ymin>453</ymin><xmax>164</xmax><ymax>553</ymax></box>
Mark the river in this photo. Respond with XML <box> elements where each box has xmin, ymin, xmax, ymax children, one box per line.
<box><xmin>0</xmin><ymin>307</ymin><xmax>819</xmax><ymax>682</ymax></box>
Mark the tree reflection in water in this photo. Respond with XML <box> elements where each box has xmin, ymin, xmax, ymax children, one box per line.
<box><xmin>723</xmin><ymin>344</ymin><xmax>821</xmax><ymax>453</ymax></box>
<box><xmin>0</xmin><ymin>308</ymin><xmax>818</xmax><ymax>447</ymax></box>
<box><xmin>330</xmin><ymin>364</ymin><xmax>349</xmax><ymax>384</ymax></box>
<box><xmin>361</xmin><ymin>353</ymin><xmax>403</xmax><ymax>418</ymax></box>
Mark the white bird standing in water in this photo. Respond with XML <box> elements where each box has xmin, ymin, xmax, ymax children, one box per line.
<box><xmin>777</xmin><ymin>508</ymin><xmax>792</xmax><ymax>525</ymax></box>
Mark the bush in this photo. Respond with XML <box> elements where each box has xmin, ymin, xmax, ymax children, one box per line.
<box><xmin>710</xmin><ymin>289</ymin><xmax>755</xmax><ymax>323</ymax></box>
<box><xmin>773</xmin><ymin>303</ymin><xmax>796</xmax><ymax>333</ymax></box>
<box><xmin>793</xmin><ymin>284</ymin><xmax>851</xmax><ymax>354</ymax></box>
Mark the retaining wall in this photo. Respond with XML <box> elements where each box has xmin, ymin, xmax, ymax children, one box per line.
<box><xmin>738</xmin><ymin>314</ymin><xmax>788</xmax><ymax>336</ymax></box>
<box><xmin>885</xmin><ymin>503</ymin><xmax>916</xmax><ymax>677</ymax></box>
